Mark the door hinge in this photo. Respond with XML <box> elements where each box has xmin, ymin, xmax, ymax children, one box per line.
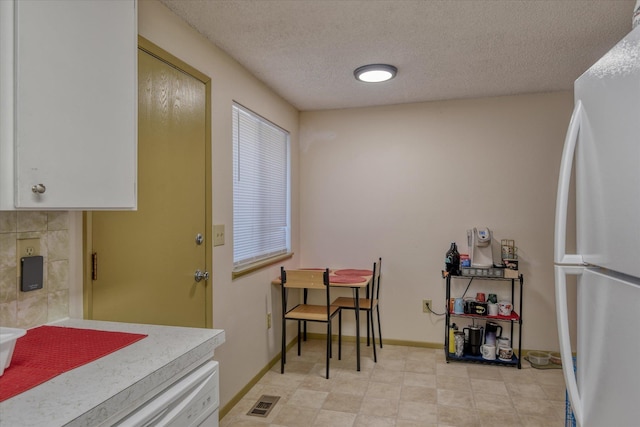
<box><xmin>92</xmin><ymin>252</ymin><xmax>98</xmax><ymax>280</ymax></box>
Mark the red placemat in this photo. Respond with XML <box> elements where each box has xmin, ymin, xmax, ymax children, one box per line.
<box><xmin>0</xmin><ymin>326</ymin><xmax>147</xmax><ymax>402</ymax></box>
<box><xmin>334</xmin><ymin>269</ymin><xmax>372</xmax><ymax>276</ymax></box>
<box><xmin>329</xmin><ymin>275</ymin><xmax>367</xmax><ymax>284</ymax></box>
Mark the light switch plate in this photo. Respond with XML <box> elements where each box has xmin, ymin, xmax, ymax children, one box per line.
<box><xmin>213</xmin><ymin>224</ymin><xmax>225</xmax><ymax>246</ymax></box>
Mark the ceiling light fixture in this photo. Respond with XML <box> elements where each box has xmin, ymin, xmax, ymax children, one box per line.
<box><xmin>354</xmin><ymin>64</ymin><xmax>397</xmax><ymax>83</ymax></box>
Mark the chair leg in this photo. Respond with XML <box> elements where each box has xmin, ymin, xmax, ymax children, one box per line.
<box><xmin>281</xmin><ymin>318</ymin><xmax>286</xmax><ymax>374</ymax></box>
<box><xmin>376</xmin><ymin>306</ymin><xmax>383</xmax><ymax>348</ymax></box>
<box><xmin>369</xmin><ymin>309</ymin><xmax>377</xmax><ymax>363</ymax></box>
<box><xmin>303</xmin><ymin>291</ymin><xmax>308</xmax><ymax>341</ymax></box>
<box><xmin>328</xmin><ymin>318</ymin><xmax>332</xmax><ymax>359</ymax></box>
<box><xmin>366</xmin><ymin>310</ymin><xmax>371</xmax><ymax>346</ymax></box>
<box><xmin>338</xmin><ymin>310</ymin><xmax>342</xmax><ymax>360</ymax></box>
<box><xmin>336</xmin><ymin>315</ymin><xmax>341</xmax><ymax>361</ymax></box>
<box><xmin>297</xmin><ymin>321</ymin><xmax>302</xmax><ymax>356</ymax></box>
<box><xmin>326</xmin><ymin>322</ymin><xmax>331</xmax><ymax>379</ymax></box>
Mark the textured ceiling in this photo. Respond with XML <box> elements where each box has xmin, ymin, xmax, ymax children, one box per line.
<box><xmin>159</xmin><ymin>0</ymin><xmax>636</xmax><ymax>111</ymax></box>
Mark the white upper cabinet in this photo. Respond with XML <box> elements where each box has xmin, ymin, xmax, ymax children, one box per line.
<box><xmin>0</xmin><ymin>0</ymin><xmax>137</xmax><ymax>210</ymax></box>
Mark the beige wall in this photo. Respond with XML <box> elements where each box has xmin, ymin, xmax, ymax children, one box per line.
<box><xmin>299</xmin><ymin>92</ymin><xmax>577</xmax><ymax>351</ymax></box>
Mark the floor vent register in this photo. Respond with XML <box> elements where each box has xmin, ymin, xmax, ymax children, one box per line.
<box><xmin>247</xmin><ymin>395</ymin><xmax>280</xmax><ymax>417</ymax></box>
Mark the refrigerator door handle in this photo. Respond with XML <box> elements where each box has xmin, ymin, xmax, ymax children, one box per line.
<box><xmin>555</xmin><ymin>265</ymin><xmax>583</xmax><ymax>427</ymax></box>
<box><xmin>554</xmin><ymin>100</ymin><xmax>585</xmax><ymax>266</ymax></box>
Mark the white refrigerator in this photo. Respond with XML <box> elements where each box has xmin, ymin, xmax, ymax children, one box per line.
<box><xmin>555</xmin><ymin>25</ymin><xmax>640</xmax><ymax>427</ymax></box>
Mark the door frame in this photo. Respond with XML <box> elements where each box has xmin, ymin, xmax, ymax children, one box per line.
<box><xmin>83</xmin><ymin>36</ymin><xmax>213</xmax><ymax>328</ymax></box>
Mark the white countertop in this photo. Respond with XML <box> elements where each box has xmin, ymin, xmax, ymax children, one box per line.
<box><xmin>0</xmin><ymin>318</ymin><xmax>225</xmax><ymax>427</ymax></box>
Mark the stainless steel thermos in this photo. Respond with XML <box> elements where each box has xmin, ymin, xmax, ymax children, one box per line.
<box><xmin>463</xmin><ymin>325</ymin><xmax>484</xmax><ymax>356</ymax></box>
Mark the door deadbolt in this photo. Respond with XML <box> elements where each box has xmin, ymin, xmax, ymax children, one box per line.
<box><xmin>195</xmin><ymin>233</ymin><xmax>204</xmax><ymax>245</ymax></box>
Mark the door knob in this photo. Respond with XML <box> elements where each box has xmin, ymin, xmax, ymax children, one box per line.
<box><xmin>194</xmin><ymin>269</ymin><xmax>209</xmax><ymax>282</ymax></box>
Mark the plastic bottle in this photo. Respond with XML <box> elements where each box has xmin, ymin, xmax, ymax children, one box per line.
<box><xmin>448</xmin><ymin>323</ymin><xmax>458</xmax><ymax>353</ymax></box>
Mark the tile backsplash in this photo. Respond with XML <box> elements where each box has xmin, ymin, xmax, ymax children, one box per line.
<box><xmin>0</xmin><ymin>211</ymin><xmax>70</xmax><ymax>328</ymax></box>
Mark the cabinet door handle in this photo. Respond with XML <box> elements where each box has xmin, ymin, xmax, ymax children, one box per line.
<box><xmin>31</xmin><ymin>184</ymin><xmax>46</xmax><ymax>194</ymax></box>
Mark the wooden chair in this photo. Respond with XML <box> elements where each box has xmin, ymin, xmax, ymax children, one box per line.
<box><xmin>334</xmin><ymin>258</ymin><xmax>383</xmax><ymax>362</ymax></box>
<box><xmin>280</xmin><ymin>267</ymin><xmax>340</xmax><ymax>379</ymax></box>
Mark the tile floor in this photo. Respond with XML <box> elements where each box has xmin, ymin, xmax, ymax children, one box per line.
<box><xmin>220</xmin><ymin>339</ymin><xmax>567</xmax><ymax>427</ymax></box>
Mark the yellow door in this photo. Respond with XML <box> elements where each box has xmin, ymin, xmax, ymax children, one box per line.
<box><xmin>89</xmin><ymin>42</ymin><xmax>211</xmax><ymax>328</ymax></box>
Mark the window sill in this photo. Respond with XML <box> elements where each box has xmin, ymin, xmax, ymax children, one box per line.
<box><xmin>232</xmin><ymin>252</ymin><xmax>294</xmax><ymax>280</ymax></box>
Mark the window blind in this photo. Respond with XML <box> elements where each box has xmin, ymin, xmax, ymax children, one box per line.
<box><xmin>232</xmin><ymin>103</ymin><xmax>290</xmax><ymax>269</ymax></box>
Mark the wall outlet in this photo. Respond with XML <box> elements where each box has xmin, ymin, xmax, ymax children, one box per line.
<box><xmin>423</xmin><ymin>299</ymin><xmax>432</xmax><ymax>313</ymax></box>
<box><xmin>18</xmin><ymin>238</ymin><xmax>40</xmax><ymax>258</ymax></box>
<box><xmin>267</xmin><ymin>312</ymin><xmax>272</xmax><ymax>329</ymax></box>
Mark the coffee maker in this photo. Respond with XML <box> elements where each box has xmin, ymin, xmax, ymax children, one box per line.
<box><xmin>468</xmin><ymin>227</ymin><xmax>494</xmax><ymax>268</ymax></box>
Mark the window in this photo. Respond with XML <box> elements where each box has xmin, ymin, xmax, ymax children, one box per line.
<box><xmin>232</xmin><ymin>103</ymin><xmax>290</xmax><ymax>273</ymax></box>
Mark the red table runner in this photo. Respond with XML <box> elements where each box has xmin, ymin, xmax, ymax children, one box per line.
<box><xmin>329</xmin><ymin>275</ymin><xmax>367</xmax><ymax>284</ymax></box>
<box><xmin>334</xmin><ymin>269</ymin><xmax>372</xmax><ymax>276</ymax></box>
<box><xmin>0</xmin><ymin>326</ymin><xmax>147</xmax><ymax>402</ymax></box>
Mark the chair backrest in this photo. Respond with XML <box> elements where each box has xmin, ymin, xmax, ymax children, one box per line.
<box><xmin>373</xmin><ymin>257</ymin><xmax>382</xmax><ymax>299</ymax></box>
<box><xmin>281</xmin><ymin>267</ymin><xmax>331</xmax><ymax>312</ymax></box>
<box><xmin>282</xmin><ymin>268</ymin><xmax>329</xmax><ymax>290</ymax></box>
<box><xmin>366</xmin><ymin>260</ymin><xmax>377</xmax><ymax>299</ymax></box>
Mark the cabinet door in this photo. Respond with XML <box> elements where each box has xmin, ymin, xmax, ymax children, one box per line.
<box><xmin>13</xmin><ymin>0</ymin><xmax>137</xmax><ymax>209</ymax></box>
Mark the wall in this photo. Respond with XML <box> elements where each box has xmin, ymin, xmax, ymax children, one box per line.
<box><xmin>299</xmin><ymin>92</ymin><xmax>577</xmax><ymax>352</ymax></box>
<box><xmin>0</xmin><ymin>211</ymin><xmax>71</xmax><ymax>327</ymax></box>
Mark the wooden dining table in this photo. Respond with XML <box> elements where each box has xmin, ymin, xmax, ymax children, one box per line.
<box><xmin>273</xmin><ymin>269</ymin><xmax>372</xmax><ymax>372</ymax></box>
